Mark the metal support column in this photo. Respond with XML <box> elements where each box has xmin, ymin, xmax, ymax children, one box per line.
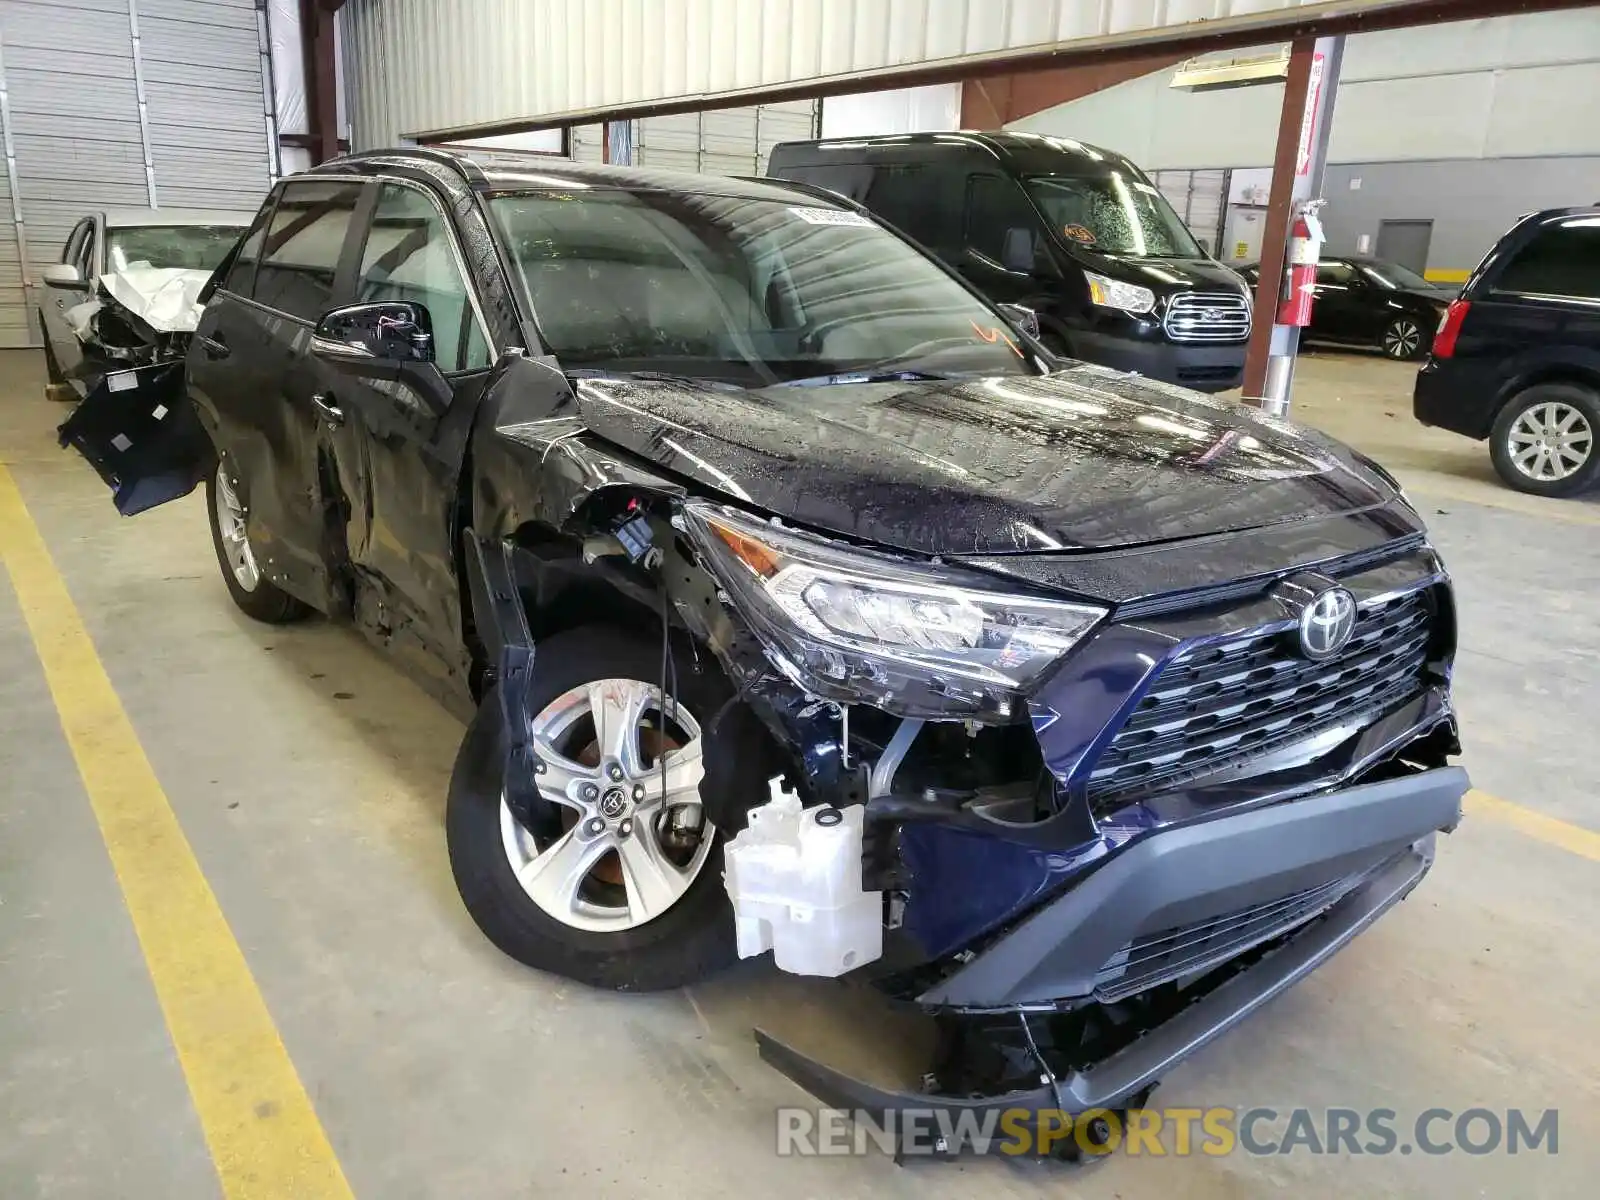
<box><xmin>1242</xmin><ymin>35</ymin><xmax>1344</xmax><ymax>416</ymax></box>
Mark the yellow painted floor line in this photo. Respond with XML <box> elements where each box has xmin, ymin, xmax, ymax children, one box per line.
<box><xmin>0</xmin><ymin>465</ymin><xmax>355</xmax><ymax>1200</ymax></box>
<box><xmin>1466</xmin><ymin>789</ymin><xmax>1600</xmax><ymax>864</ymax></box>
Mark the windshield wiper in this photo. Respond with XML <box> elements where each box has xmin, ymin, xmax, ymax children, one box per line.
<box><xmin>773</xmin><ymin>369</ymin><xmax>963</xmax><ymax>389</ymax></box>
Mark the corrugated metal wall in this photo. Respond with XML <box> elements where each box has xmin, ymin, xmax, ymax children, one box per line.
<box><xmin>633</xmin><ymin>101</ymin><xmax>817</xmax><ymax>174</ymax></box>
<box><xmin>0</xmin><ymin>0</ymin><xmax>274</xmax><ymax>347</ymax></box>
<box><xmin>340</xmin><ymin>0</ymin><xmax>1383</xmax><ymax>148</ymax></box>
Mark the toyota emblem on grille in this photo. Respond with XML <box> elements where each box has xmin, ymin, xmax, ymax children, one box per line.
<box><xmin>1298</xmin><ymin>587</ymin><xmax>1357</xmax><ymax>659</ymax></box>
<box><xmin>1272</xmin><ymin>574</ymin><xmax>1359</xmax><ymax>661</ymax></box>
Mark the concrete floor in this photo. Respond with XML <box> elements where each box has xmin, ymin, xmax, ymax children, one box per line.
<box><xmin>2</xmin><ymin>345</ymin><xmax>1598</xmax><ymax>1198</ymax></box>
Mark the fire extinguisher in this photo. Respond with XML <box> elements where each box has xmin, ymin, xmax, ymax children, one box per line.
<box><xmin>1276</xmin><ymin>200</ymin><xmax>1327</xmax><ymax>327</ymax></box>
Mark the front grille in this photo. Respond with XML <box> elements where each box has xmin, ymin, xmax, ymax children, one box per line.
<box><xmin>1086</xmin><ymin>587</ymin><xmax>1435</xmax><ymax>805</ymax></box>
<box><xmin>1091</xmin><ymin>864</ymin><xmax>1380</xmax><ymax>1003</ymax></box>
<box><xmin>1164</xmin><ymin>291</ymin><xmax>1252</xmax><ymax>343</ymax></box>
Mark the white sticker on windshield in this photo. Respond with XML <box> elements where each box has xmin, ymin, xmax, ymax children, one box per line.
<box><xmin>107</xmin><ymin>370</ymin><xmax>137</xmax><ymax>393</ymax></box>
<box><xmin>789</xmin><ymin>206</ymin><xmax>875</xmax><ymax>227</ymax></box>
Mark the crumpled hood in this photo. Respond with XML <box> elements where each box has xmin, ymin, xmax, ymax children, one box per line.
<box><xmin>96</xmin><ymin>266</ymin><xmax>210</xmax><ymax>333</ymax></box>
<box><xmin>572</xmin><ymin>363</ymin><xmax>1395</xmax><ymax>556</ymax></box>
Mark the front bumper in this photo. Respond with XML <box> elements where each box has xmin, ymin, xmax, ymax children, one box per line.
<box><xmin>758</xmin><ymin>765</ymin><xmax>1466</xmax><ymax>1125</ymax></box>
<box><xmin>1069</xmin><ymin>328</ymin><xmax>1245</xmax><ymax>393</ymax></box>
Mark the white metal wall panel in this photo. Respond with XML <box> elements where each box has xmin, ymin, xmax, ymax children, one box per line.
<box><xmin>632</xmin><ymin>102</ymin><xmax>819</xmax><ymax>176</ymax></box>
<box><xmin>0</xmin><ymin>0</ymin><xmax>272</xmax><ymax>347</ymax></box>
<box><xmin>341</xmin><ymin>0</ymin><xmax>1399</xmax><ymax>148</ymax></box>
<box><xmin>139</xmin><ymin>0</ymin><xmax>272</xmax><ymax>210</ymax></box>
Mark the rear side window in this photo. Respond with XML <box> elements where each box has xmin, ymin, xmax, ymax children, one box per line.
<box><xmin>1317</xmin><ymin>262</ymin><xmax>1354</xmax><ymax>285</ymax></box>
<box><xmin>355</xmin><ymin>183</ymin><xmax>492</xmax><ymax>372</ymax></box>
<box><xmin>253</xmin><ymin>180</ymin><xmax>363</xmax><ymax>321</ymax></box>
<box><xmin>966</xmin><ymin>174</ymin><xmax>1040</xmax><ymax>271</ymax></box>
<box><xmin>1495</xmin><ymin>220</ymin><xmax>1600</xmax><ymax>300</ymax></box>
<box><xmin>865</xmin><ymin>164</ymin><xmax>937</xmax><ymax>245</ymax></box>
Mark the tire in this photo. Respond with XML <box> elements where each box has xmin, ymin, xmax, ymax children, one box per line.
<box><xmin>1489</xmin><ymin>383</ymin><xmax>1600</xmax><ymax>498</ymax></box>
<box><xmin>447</xmin><ymin>624</ymin><xmax>764</xmax><ymax>991</ymax></box>
<box><xmin>205</xmin><ymin>459</ymin><xmax>310</xmax><ymax>623</ymax></box>
<box><xmin>1381</xmin><ymin>315</ymin><xmax>1428</xmax><ymax>361</ymax></box>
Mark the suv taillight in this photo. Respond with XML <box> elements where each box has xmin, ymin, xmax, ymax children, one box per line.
<box><xmin>1432</xmin><ymin>300</ymin><xmax>1472</xmax><ymax>359</ymax></box>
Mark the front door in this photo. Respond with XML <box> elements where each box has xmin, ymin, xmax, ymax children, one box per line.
<box><xmin>313</xmin><ymin>179</ymin><xmax>495</xmax><ymax>687</ymax></box>
<box><xmin>1310</xmin><ymin>260</ymin><xmax>1364</xmax><ymax>341</ymax></box>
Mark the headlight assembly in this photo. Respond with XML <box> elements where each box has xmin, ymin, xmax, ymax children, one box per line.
<box><xmin>681</xmin><ymin>504</ymin><xmax>1105</xmax><ymax>721</ymax></box>
<box><xmin>1085</xmin><ymin>270</ymin><xmax>1156</xmax><ymax>316</ymax></box>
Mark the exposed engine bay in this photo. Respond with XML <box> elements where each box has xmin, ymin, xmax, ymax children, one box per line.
<box><xmin>65</xmin><ymin>266</ymin><xmax>211</xmax><ymax>374</ymax></box>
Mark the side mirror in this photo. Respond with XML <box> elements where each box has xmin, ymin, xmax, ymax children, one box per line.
<box><xmin>311</xmin><ymin>301</ymin><xmax>434</xmax><ymax>364</ymax></box>
<box><xmin>996</xmin><ymin>303</ymin><xmax>1041</xmax><ymax>339</ymax></box>
<box><xmin>1000</xmin><ymin>227</ymin><xmax>1037</xmax><ymax>274</ymax></box>
<box><xmin>42</xmin><ymin>263</ymin><xmax>86</xmax><ymax>289</ymax></box>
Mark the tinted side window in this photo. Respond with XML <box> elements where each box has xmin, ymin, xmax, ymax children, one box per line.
<box><xmin>1317</xmin><ymin>262</ymin><xmax>1354</xmax><ymax>285</ymax></box>
<box><xmin>253</xmin><ymin>180</ymin><xmax>362</xmax><ymax>321</ymax></box>
<box><xmin>866</xmin><ymin>164</ymin><xmax>936</xmax><ymax>244</ymax></box>
<box><xmin>966</xmin><ymin>174</ymin><xmax>1040</xmax><ymax>270</ymax></box>
<box><xmin>222</xmin><ymin>200</ymin><xmax>275</xmax><ymax>298</ymax></box>
<box><xmin>1496</xmin><ymin>222</ymin><xmax>1600</xmax><ymax>300</ymax></box>
<box><xmin>356</xmin><ymin>183</ymin><xmax>491</xmax><ymax>372</ymax></box>
<box><xmin>63</xmin><ymin>218</ymin><xmax>91</xmax><ymax>270</ymax></box>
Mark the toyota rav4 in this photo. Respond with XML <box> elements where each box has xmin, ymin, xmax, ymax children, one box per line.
<box><xmin>57</xmin><ymin>149</ymin><xmax>1467</xmax><ymax>1152</ymax></box>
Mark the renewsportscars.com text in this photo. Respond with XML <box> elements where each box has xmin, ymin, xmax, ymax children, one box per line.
<box><xmin>775</xmin><ymin>1105</ymin><xmax>1560</xmax><ymax>1159</ymax></box>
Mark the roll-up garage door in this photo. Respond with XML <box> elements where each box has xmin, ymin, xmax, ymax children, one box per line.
<box><xmin>632</xmin><ymin>101</ymin><xmax>818</xmax><ymax>176</ymax></box>
<box><xmin>1153</xmin><ymin>168</ymin><xmax>1230</xmax><ymax>258</ymax></box>
<box><xmin>0</xmin><ymin>0</ymin><xmax>274</xmax><ymax>347</ymax></box>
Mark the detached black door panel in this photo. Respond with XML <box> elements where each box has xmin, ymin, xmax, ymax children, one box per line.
<box><xmin>57</xmin><ymin>362</ymin><xmax>208</xmax><ymax>515</ymax></box>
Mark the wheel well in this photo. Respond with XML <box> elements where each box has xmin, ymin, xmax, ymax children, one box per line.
<box><xmin>1497</xmin><ymin>366</ymin><xmax>1600</xmax><ymax>418</ymax></box>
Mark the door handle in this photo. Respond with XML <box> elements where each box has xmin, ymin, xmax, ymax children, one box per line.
<box><xmin>311</xmin><ymin>392</ymin><xmax>344</xmax><ymax>426</ymax></box>
<box><xmin>197</xmin><ymin>332</ymin><xmax>230</xmax><ymax>359</ymax></box>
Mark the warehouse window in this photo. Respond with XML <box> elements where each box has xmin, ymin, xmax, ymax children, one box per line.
<box><xmin>355</xmin><ymin>184</ymin><xmax>491</xmax><ymax>373</ymax></box>
<box><xmin>1496</xmin><ymin>221</ymin><xmax>1600</xmax><ymax>300</ymax></box>
<box><xmin>253</xmin><ymin>180</ymin><xmax>363</xmax><ymax>322</ymax></box>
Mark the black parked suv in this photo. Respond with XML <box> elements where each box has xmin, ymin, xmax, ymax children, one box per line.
<box><xmin>1415</xmin><ymin>207</ymin><xmax>1600</xmax><ymax>496</ymax></box>
<box><xmin>768</xmin><ymin>131</ymin><xmax>1254</xmax><ymax>392</ymax></box>
<box><xmin>60</xmin><ymin>150</ymin><xmax>1466</xmax><ymax>1145</ymax></box>
<box><xmin>1240</xmin><ymin>256</ymin><xmax>1455</xmax><ymax>361</ymax></box>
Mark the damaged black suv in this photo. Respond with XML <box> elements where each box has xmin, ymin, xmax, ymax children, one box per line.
<box><xmin>59</xmin><ymin>149</ymin><xmax>1467</xmax><ymax>1146</ymax></box>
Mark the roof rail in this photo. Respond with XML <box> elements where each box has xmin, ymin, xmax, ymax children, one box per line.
<box><xmin>320</xmin><ymin>145</ymin><xmax>489</xmax><ymax>188</ymax></box>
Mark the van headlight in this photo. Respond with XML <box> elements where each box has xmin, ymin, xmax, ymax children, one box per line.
<box><xmin>682</xmin><ymin>504</ymin><xmax>1105</xmax><ymax>721</ymax></box>
<box><xmin>1085</xmin><ymin>270</ymin><xmax>1156</xmax><ymax>315</ymax></box>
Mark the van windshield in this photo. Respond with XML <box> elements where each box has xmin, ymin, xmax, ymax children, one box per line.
<box><xmin>1024</xmin><ymin>172</ymin><xmax>1203</xmax><ymax>259</ymax></box>
<box><xmin>489</xmin><ymin>188</ymin><xmax>1037</xmax><ymax>386</ymax></box>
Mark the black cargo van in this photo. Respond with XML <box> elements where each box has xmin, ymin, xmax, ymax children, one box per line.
<box><xmin>767</xmin><ymin>131</ymin><xmax>1253</xmax><ymax>392</ymax></box>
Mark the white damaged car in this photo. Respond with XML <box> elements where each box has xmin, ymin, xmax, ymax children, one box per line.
<box><xmin>38</xmin><ymin>208</ymin><xmax>252</xmax><ymax>400</ymax></box>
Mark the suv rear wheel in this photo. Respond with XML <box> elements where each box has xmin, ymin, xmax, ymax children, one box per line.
<box><xmin>1489</xmin><ymin>383</ymin><xmax>1600</xmax><ymax>497</ymax></box>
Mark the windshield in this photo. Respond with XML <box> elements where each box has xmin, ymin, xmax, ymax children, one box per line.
<box><xmin>487</xmin><ymin>189</ymin><xmax>1036</xmax><ymax>386</ymax></box>
<box><xmin>106</xmin><ymin>225</ymin><xmax>245</xmax><ymax>273</ymax></box>
<box><xmin>1358</xmin><ymin>261</ymin><xmax>1433</xmax><ymax>291</ymax></box>
<box><xmin>1024</xmin><ymin>171</ymin><xmax>1203</xmax><ymax>259</ymax></box>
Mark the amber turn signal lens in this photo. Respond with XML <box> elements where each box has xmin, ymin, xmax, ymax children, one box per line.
<box><xmin>709</xmin><ymin>520</ymin><xmax>784</xmax><ymax>579</ymax></box>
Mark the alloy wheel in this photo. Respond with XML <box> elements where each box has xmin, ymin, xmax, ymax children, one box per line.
<box><xmin>213</xmin><ymin>463</ymin><xmax>261</xmax><ymax>591</ymax></box>
<box><xmin>1383</xmin><ymin>319</ymin><xmax>1421</xmax><ymax>359</ymax></box>
<box><xmin>1506</xmin><ymin>402</ymin><xmax>1594</xmax><ymax>483</ymax></box>
<box><xmin>500</xmin><ymin>678</ymin><xmax>712</xmax><ymax>932</ymax></box>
